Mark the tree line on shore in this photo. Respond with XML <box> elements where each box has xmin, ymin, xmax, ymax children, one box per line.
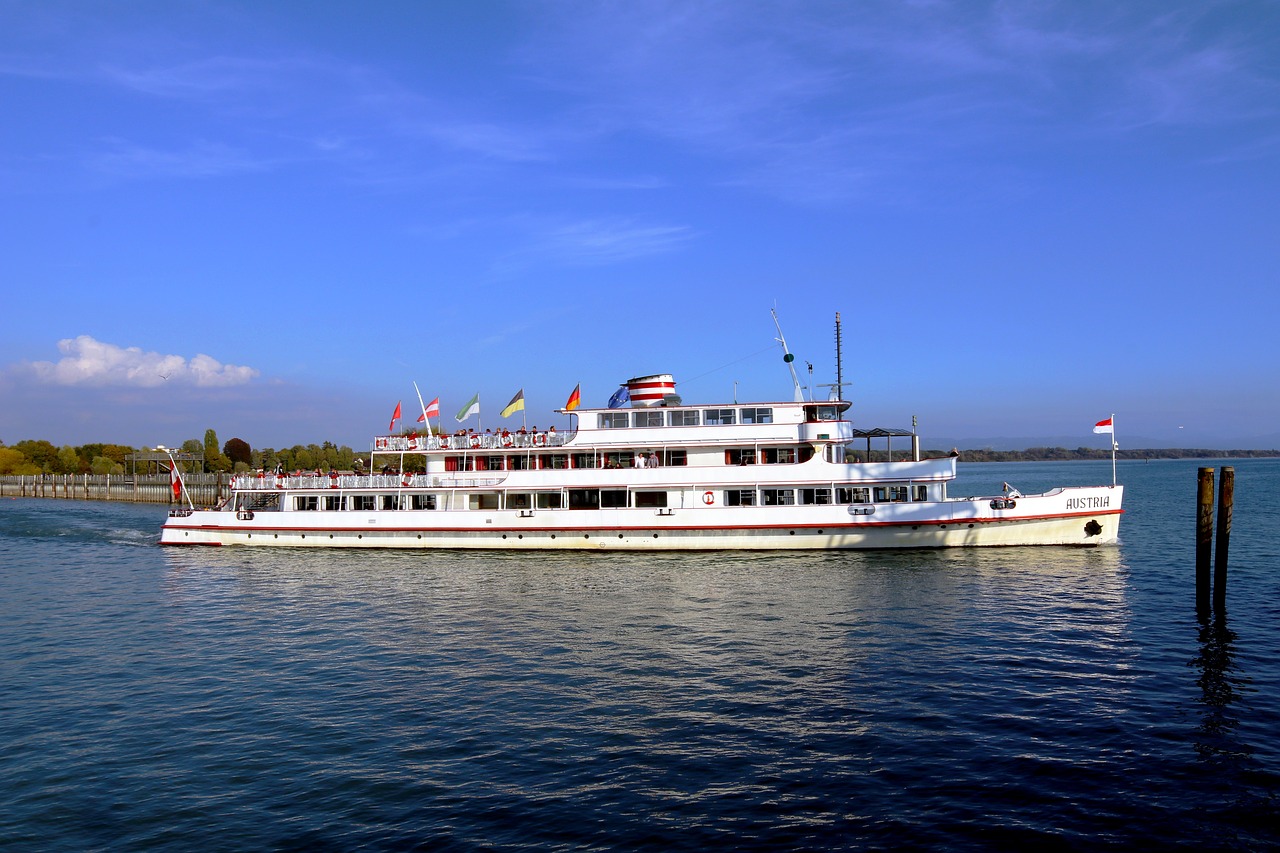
<box><xmin>0</xmin><ymin>430</ymin><xmax>361</xmax><ymax>476</ymax></box>
<box><xmin>2</xmin><ymin>432</ymin><xmax>1275</xmax><ymax>476</ymax></box>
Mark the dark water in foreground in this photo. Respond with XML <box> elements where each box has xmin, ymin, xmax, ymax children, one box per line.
<box><xmin>2</xmin><ymin>459</ymin><xmax>1278</xmax><ymax>851</ymax></box>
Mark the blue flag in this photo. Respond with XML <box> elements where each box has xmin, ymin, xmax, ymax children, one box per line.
<box><xmin>607</xmin><ymin>386</ymin><xmax>630</xmax><ymax>409</ymax></box>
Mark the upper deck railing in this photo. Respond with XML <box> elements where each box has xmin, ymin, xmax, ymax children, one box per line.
<box><xmin>373</xmin><ymin>429</ymin><xmax>574</xmax><ymax>453</ymax></box>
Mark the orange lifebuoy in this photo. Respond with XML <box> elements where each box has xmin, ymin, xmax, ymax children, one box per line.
<box><xmin>702</xmin><ymin>491</ymin><xmax>715</xmax><ymax>505</ymax></box>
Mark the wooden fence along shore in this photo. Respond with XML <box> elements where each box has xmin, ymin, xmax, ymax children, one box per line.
<box><xmin>0</xmin><ymin>474</ymin><xmax>227</xmax><ymax>506</ymax></box>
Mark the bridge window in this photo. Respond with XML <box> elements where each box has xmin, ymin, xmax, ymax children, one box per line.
<box><xmin>598</xmin><ymin>412</ymin><xmax>627</xmax><ymax>429</ymax></box>
<box><xmin>704</xmin><ymin>408</ymin><xmax>736</xmax><ymax>425</ymax></box>
<box><xmin>669</xmin><ymin>410</ymin><xmax>699</xmax><ymax>426</ymax></box>
<box><xmin>633</xmin><ymin>411</ymin><xmax>663</xmax><ymax>428</ymax></box>
<box><xmin>741</xmin><ymin>407</ymin><xmax>773</xmax><ymax>424</ymax></box>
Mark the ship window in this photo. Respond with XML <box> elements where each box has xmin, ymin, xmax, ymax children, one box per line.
<box><xmin>598</xmin><ymin>412</ymin><xmax>628</xmax><ymax>429</ymax></box>
<box><xmin>485</xmin><ymin>455</ymin><xmax>504</xmax><ymax>470</ymax></box>
<box><xmin>669</xmin><ymin>410</ymin><xmax>699</xmax><ymax>426</ymax></box>
<box><xmin>412</xmin><ymin>494</ymin><xmax>438</xmax><ymax>510</ymax></box>
<box><xmin>295</xmin><ymin>496</ymin><xmax>319</xmax><ymax>511</ymax></box>
<box><xmin>536</xmin><ymin>492</ymin><xmax>563</xmax><ymax>509</ymax></box>
<box><xmin>760</xmin><ymin>488</ymin><xmax>795</xmax><ymax>506</ymax></box>
<box><xmin>468</xmin><ymin>493</ymin><xmax>499</xmax><ymax>510</ymax></box>
<box><xmin>602</xmin><ymin>452</ymin><xmax>633</xmax><ymax>469</ymax></box>
<box><xmin>874</xmin><ymin>486</ymin><xmax>909</xmax><ymax>502</ymax></box>
<box><xmin>507</xmin><ymin>455</ymin><xmax>531</xmax><ymax>470</ymax></box>
<box><xmin>601</xmin><ymin>489</ymin><xmax>628</xmax><ymax>508</ymax></box>
<box><xmin>351</xmin><ymin>495</ymin><xmax>375</xmax><ymax>511</ymax></box>
<box><xmin>804</xmin><ymin>405</ymin><xmax>841</xmax><ymax>422</ymax></box>
<box><xmin>571</xmin><ymin>453</ymin><xmax>598</xmax><ymax>469</ymax></box>
<box><xmin>741</xmin><ymin>407</ymin><xmax>773</xmax><ymax>424</ymax></box>
<box><xmin>913</xmin><ymin>485</ymin><xmax>928</xmax><ymax>501</ymax></box>
<box><xmin>725</xmin><ymin>489</ymin><xmax>756</xmax><ymax>507</ymax></box>
<box><xmin>540</xmin><ymin>454</ymin><xmax>568</xmax><ymax>469</ymax></box>
<box><xmin>663</xmin><ymin>450</ymin><xmax>687</xmax><ymax>467</ymax></box>
<box><xmin>568</xmin><ymin>489</ymin><xmax>599</xmax><ymax>509</ymax></box>
<box><xmin>324</xmin><ymin>495</ymin><xmax>344</xmax><ymax>511</ymax></box>
<box><xmin>838</xmin><ymin>487</ymin><xmax>870</xmax><ymax>504</ymax></box>
<box><xmin>633</xmin><ymin>411</ymin><xmax>663</xmax><ymax>428</ymax></box>
<box><xmin>634</xmin><ymin>491</ymin><xmax>667</xmax><ymax>508</ymax></box>
<box><xmin>726</xmin><ymin>448</ymin><xmax>756</xmax><ymax>466</ymax></box>
<box><xmin>381</xmin><ymin>495</ymin><xmax>401</xmax><ymax>510</ymax></box>
<box><xmin>799</xmin><ymin>488</ymin><xmax>832</xmax><ymax>505</ymax></box>
<box><xmin>704</xmin><ymin>408</ymin><xmax>736</xmax><ymax>425</ymax></box>
<box><xmin>761</xmin><ymin>447</ymin><xmax>797</xmax><ymax>464</ymax></box>
<box><xmin>508</xmin><ymin>493</ymin><xmax>533</xmax><ymax>510</ymax></box>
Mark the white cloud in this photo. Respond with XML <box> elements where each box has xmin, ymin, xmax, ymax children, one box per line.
<box><xmin>22</xmin><ymin>336</ymin><xmax>259</xmax><ymax>388</ymax></box>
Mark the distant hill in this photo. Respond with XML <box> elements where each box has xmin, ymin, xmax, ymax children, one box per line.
<box><xmin>919</xmin><ymin>447</ymin><xmax>1280</xmax><ymax>463</ymax></box>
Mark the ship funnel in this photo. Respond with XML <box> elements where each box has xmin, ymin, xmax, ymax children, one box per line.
<box><xmin>626</xmin><ymin>374</ymin><xmax>676</xmax><ymax>407</ymax></box>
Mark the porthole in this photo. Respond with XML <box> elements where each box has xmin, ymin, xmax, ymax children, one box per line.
<box><xmin>968</xmin><ymin>523</ymin><xmax>974</xmax><ymax>528</ymax></box>
<box><xmin>618</xmin><ymin>534</ymin><xmax>624</xmax><ymax>539</ymax></box>
<box><xmin>502</xmin><ymin>534</ymin><xmax>507</xmax><ymax>540</ymax></box>
<box><xmin>358</xmin><ymin>534</ymin><xmax>363</xmax><ymax>539</ymax></box>
<box><xmin>584</xmin><ymin>534</ymin><xmax>590</xmax><ymax>540</ymax></box>
<box><xmin>274</xmin><ymin>534</ymin><xmax>278</xmax><ymax>539</ymax></box>
<box><xmin>550</xmin><ymin>534</ymin><xmax>556</xmax><ymax>540</ymax></box>
<box><xmin>417</xmin><ymin>534</ymin><xmax>422</xmax><ymax>540</ymax></box>
<box><xmin>329</xmin><ymin>534</ymin><xmax>333</xmax><ymax>539</ymax></box>
<box><xmin>518</xmin><ymin>534</ymin><xmax>523</xmax><ymax>540</ymax></box>
<box><xmin>652</xmin><ymin>533</ymin><xmax>658</xmax><ymax>539</ymax></box>
<box><xmin>789</xmin><ymin>530</ymin><xmax>795</xmax><ymax>536</ymax></box>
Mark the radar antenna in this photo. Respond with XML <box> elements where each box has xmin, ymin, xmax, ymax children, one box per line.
<box><xmin>771</xmin><ymin>308</ymin><xmax>805</xmax><ymax>402</ymax></box>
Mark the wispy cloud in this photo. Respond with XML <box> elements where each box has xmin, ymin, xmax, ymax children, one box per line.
<box><xmin>18</xmin><ymin>336</ymin><xmax>259</xmax><ymax>388</ymax></box>
<box><xmin>496</xmin><ymin>217</ymin><xmax>697</xmax><ymax>272</ymax></box>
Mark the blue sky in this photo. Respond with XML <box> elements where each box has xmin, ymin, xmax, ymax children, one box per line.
<box><xmin>2</xmin><ymin>1</ymin><xmax>1278</xmax><ymax>451</ymax></box>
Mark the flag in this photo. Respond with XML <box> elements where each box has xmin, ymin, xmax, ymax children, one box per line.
<box><xmin>389</xmin><ymin>400</ymin><xmax>402</xmax><ymax>431</ymax></box>
<box><xmin>608</xmin><ymin>386</ymin><xmax>630</xmax><ymax>409</ymax></box>
<box><xmin>501</xmin><ymin>389</ymin><xmax>525</xmax><ymax>418</ymax></box>
<box><xmin>455</xmin><ymin>393</ymin><xmax>479</xmax><ymax>422</ymax></box>
<box><xmin>565</xmin><ymin>383</ymin><xmax>581</xmax><ymax>411</ymax></box>
<box><xmin>1093</xmin><ymin>417</ymin><xmax>1114</xmax><ymax>434</ymax></box>
<box><xmin>169</xmin><ymin>462</ymin><xmax>182</xmax><ymax>501</ymax></box>
<box><xmin>419</xmin><ymin>396</ymin><xmax>440</xmax><ymax>422</ymax></box>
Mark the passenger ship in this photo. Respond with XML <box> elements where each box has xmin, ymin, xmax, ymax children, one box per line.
<box><xmin>159</xmin><ymin>373</ymin><xmax>1123</xmax><ymax>550</ymax></box>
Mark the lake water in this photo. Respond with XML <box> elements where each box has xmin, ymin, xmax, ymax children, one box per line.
<box><xmin>2</xmin><ymin>459</ymin><xmax>1278</xmax><ymax>850</ymax></box>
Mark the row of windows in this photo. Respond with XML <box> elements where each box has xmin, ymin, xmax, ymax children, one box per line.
<box><xmin>599</xmin><ymin>407</ymin><xmax>775</xmax><ymax>429</ymax></box>
<box><xmin>445</xmin><ymin>450</ymin><xmax>689</xmax><ymax>472</ymax></box>
<box><xmin>291</xmin><ymin>484</ymin><xmax>930</xmax><ymax>512</ymax></box>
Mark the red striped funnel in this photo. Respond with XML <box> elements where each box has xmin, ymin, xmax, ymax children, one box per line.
<box><xmin>625</xmin><ymin>374</ymin><xmax>675</xmax><ymax>407</ymax></box>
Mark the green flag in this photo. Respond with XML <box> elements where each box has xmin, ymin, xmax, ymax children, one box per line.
<box><xmin>455</xmin><ymin>393</ymin><xmax>479</xmax><ymax>422</ymax></box>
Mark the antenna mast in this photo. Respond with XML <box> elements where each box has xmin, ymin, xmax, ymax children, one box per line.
<box><xmin>771</xmin><ymin>308</ymin><xmax>804</xmax><ymax>402</ymax></box>
<box><xmin>834</xmin><ymin>311</ymin><xmax>845</xmax><ymax>401</ymax></box>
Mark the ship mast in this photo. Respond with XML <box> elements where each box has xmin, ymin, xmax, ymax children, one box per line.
<box><xmin>771</xmin><ymin>308</ymin><xmax>804</xmax><ymax>403</ymax></box>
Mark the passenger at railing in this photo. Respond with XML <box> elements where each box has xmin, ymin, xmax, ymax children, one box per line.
<box><xmin>648</xmin><ymin>452</ymin><xmax>660</xmax><ymax>468</ymax></box>
<box><xmin>636</xmin><ymin>453</ymin><xmax>647</xmax><ymax>469</ymax></box>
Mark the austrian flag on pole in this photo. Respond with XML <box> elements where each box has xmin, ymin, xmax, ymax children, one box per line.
<box><xmin>1093</xmin><ymin>417</ymin><xmax>1114</xmax><ymax>434</ymax></box>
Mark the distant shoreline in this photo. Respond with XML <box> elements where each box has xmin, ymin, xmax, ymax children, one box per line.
<box><xmin>936</xmin><ymin>448</ymin><xmax>1279</xmax><ymax>463</ymax></box>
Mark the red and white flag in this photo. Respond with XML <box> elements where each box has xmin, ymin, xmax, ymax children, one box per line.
<box><xmin>169</xmin><ymin>463</ymin><xmax>182</xmax><ymax>501</ymax></box>
<box><xmin>389</xmin><ymin>400</ymin><xmax>402</xmax><ymax>431</ymax></box>
<box><xmin>1093</xmin><ymin>417</ymin><xmax>1114</xmax><ymax>434</ymax></box>
<box><xmin>419</xmin><ymin>396</ymin><xmax>440</xmax><ymax>422</ymax></box>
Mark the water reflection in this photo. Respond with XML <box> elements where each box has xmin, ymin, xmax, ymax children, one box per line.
<box><xmin>1191</xmin><ymin>615</ymin><xmax>1251</xmax><ymax>764</ymax></box>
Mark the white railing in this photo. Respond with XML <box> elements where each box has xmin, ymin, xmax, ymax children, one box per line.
<box><xmin>229</xmin><ymin>473</ymin><xmax>507</xmax><ymax>491</ymax></box>
<box><xmin>372</xmin><ymin>429</ymin><xmax>574</xmax><ymax>453</ymax></box>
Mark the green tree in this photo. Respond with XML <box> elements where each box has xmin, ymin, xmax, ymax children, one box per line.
<box><xmin>0</xmin><ymin>446</ymin><xmax>40</xmax><ymax>475</ymax></box>
<box><xmin>91</xmin><ymin>456</ymin><xmax>124</xmax><ymax>475</ymax></box>
<box><xmin>14</xmin><ymin>439</ymin><xmax>58</xmax><ymax>473</ymax></box>
<box><xmin>56</xmin><ymin>445</ymin><xmax>81</xmax><ymax>474</ymax></box>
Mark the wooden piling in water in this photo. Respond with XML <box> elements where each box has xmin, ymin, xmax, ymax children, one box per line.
<box><xmin>1214</xmin><ymin>466</ymin><xmax>1234</xmax><ymax>614</ymax></box>
<box><xmin>1196</xmin><ymin>467</ymin><xmax>1214</xmax><ymax>613</ymax></box>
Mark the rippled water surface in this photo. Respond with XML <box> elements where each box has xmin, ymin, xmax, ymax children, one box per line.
<box><xmin>2</xmin><ymin>459</ymin><xmax>1278</xmax><ymax>850</ymax></box>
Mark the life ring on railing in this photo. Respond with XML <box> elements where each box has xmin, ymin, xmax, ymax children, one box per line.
<box><xmin>438</xmin><ymin>435</ymin><xmax>450</xmax><ymax>449</ymax></box>
<box><xmin>534</xmin><ymin>432</ymin><xmax>546</xmax><ymax>447</ymax></box>
<box><xmin>502</xmin><ymin>432</ymin><xmax>513</xmax><ymax>448</ymax></box>
<box><xmin>469</xmin><ymin>434</ymin><xmax>481</xmax><ymax>449</ymax></box>
<box><xmin>402</xmin><ymin>473</ymin><xmax>414</xmax><ymax>487</ymax></box>
<box><xmin>702</xmin><ymin>490</ymin><xmax>715</xmax><ymax>505</ymax></box>
<box><xmin>329</xmin><ymin>471</ymin><xmax>339</xmax><ymax>489</ymax></box>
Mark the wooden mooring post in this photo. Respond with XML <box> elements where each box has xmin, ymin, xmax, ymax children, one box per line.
<box><xmin>1196</xmin><ymin>466</ymin><xmax>1234</xmax><ymax>615</ymax></box>
<box><xmin>1214</xmin><ymin>466</ymin><xmax>1234</xmax><ymax>614</ymax></box>
<box><xmin>1196</xmin><ymin>467</ymin><xmax>1214</xmax><ymax>614</ymax></box>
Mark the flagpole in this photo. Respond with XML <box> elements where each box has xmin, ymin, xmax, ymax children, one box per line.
<box><xmin>1110</xmin><ymin>413</ymin><xmax>1117</xmax><ymax>487</ymax></box>
<box><xmin>165</xmin><ymin>450</ymin><xmax>195</xmax><ymax>511</ymax></box>
<box><xmin>413</xmin><ymin>381</ymin><xmax>431</xmax><ymax>436</ymax></box>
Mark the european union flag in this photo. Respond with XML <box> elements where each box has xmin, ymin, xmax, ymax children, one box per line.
<box><xmin>607</xmin><ymin>386</ymin><xmax>630</xmax><ymax>409</ymax></box>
